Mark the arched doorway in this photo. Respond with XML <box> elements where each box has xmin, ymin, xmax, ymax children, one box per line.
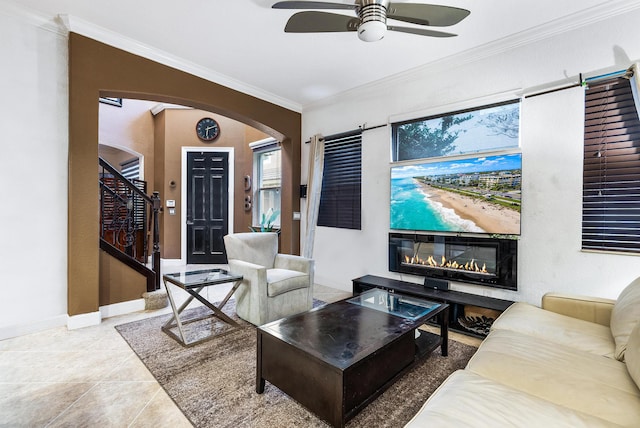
<box><xmin>68</xmin><ymin>33</ymin><xmax>301</xmax><ymax>322</ymax></box>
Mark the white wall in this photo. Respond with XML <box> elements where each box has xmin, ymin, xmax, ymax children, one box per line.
<box><xmin>0</xmin><ymin>5</ymin><xmax>69</xmax><ymax>338</ymax></box>
<box><xmin>302</xmin><ymin>10</ymin><xmax>640</xmax><ymax>304</ymax></box>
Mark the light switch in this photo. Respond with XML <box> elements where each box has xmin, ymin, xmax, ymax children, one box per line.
<box><xmin>293</xmin><ymin>211</ymin><xmax>301</xmax><ymax>220</ymax></box>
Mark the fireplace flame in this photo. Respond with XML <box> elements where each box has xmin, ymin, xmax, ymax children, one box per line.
<box><xmin>404</xmin><ymin>254</ymin><xmax>488</xmax><ymax>274</ymax></box>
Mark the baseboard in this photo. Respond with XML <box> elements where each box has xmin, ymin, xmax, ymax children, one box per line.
<box><xmin>0</xmin><ymin>314</ymin><xmax>68</xmax><ymax>341</ymax></box>
<box><xmin>67</xmin><ymin>311</ymin><xmax>101</xmax><ymax>330</ymax></box>
<box><xmin>0</xmin><ymin>300</ymin><xmax>147</xmax><ymax>340</ymax></box>
<box><xmin>100</xmin><ymin>299</ymin><xmax>145</xmax><ymax>319</ymax></box>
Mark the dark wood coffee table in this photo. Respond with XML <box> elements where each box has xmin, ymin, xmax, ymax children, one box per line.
<box><xmin>256</xmin><ymin>289</ymin><xmax>449</xmax><ymax>427</ymax></box>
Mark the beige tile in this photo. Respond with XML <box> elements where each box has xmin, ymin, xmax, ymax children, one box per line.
<box><xmin>79</xmin><ymin>326</ymin><xmax>138</xmax><ymax>352</ymax></box>
<box><xmin>0</xmin><ymin>350</ymin><xmax>132</xmax><ymax>383</ymax></box>
<box><xmin>130</xmin><ymin>388</ymin><xmax>193</xmax><ymax>428</ymax></box>
<box><xmin>0</xmin><ymin>382</ymin><xmax>94</xmax><ymax>427</ymax></box>
<box><xmin>48</xmin><ymin>381</ymin><xmax>160</xmax><ymax>427</ymax></box>
<box><xmin>100</xmin><ymin>307</ymin><xmax>173</xmax><ymax>331</ymax></box>
<box><xmin>0</xmin><ymin>326</ymin><xmax>78</xmax><ymax>352</ymax></box>
<box><xmin>103</xmin><ymin>354</ymin><xmax>156</xmax><ymax>382</ymax></box>
<box><xmin>0</xmin><ymin>325</ymin><xmax>126</xmax><ymax>353</ymax></box>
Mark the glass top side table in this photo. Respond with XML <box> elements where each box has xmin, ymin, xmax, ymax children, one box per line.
<box><xmin>162</xmin><ymin>268</ymin><xmax>243</xmax><ymax>347</ymax></box>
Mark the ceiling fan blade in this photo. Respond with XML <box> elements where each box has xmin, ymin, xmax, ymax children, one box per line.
<box><xmin>387</xmin><ymin>25</ymin><xmax>457</xmax><ymax>37</ymax></box>
<box><xmin>387</xmin><ymin>3</ymin><xmax>470</xmax><ymax>27</ymax></box>
<box><xmin>285</xmin><ymin>11</ymin><xmax>359</xmax><ymax>33</ymax></box>
<box><xmin>272</xmin><ymin>1</ymin><xmax>355</xmax><ymax>10</ymax></box>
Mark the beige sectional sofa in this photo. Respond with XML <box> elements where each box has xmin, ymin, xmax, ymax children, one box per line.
<box><xmin>405</xmin><ymin>278</ymin><xmax>640</xmax><ymax>427</ymax></box>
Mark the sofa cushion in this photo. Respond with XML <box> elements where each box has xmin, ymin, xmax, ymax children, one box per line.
<box><xmin>466</xmin><ymin>329</ymin><xmax>640</xmax><ymax>426</ymax></box>
<box><xmin>491</xmin><ymin>302</ymin><xmax>615</xmax><ymax>358</ymax></box>
<box><xmin>404</xmin><ymin>370</ymin><xmax>623</xmax><ymax>428</ymax></box>
<box><xmin>626</xmin><ymin>323</ymin><xmax>640</xmax><ymax>389</ymax></box>
<box><xmin>266</xmin><ymin>268</ymin><xmax>309</xmax><ymax>297</ymax></box>
<box><xmin>610</xmin><ymin>277</ymin><xmax>640</xmax><ymax>361</ymax></box>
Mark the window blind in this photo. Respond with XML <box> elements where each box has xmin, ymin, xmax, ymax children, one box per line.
<box><xmin>317</xmin><ymin>130</ymin><xmax>362</xmax><ymax>230</ymax></box>
<box><xmin>582</xmin><ymin>77</ymin><xmax>640</xmax><ymax>253</ymax></box>
<box><xmin>120</xmin><ymin>158</ymin><xmax>140</xmax><ymax>180</ymax></box>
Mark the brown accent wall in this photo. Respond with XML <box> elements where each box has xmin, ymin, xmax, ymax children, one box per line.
<box><xmin>69</xmin><ymin>33</ymin><xmax>301</xmax><ymax>316</ymax></box>
<box><xmin>99</xmin><ymin>250</ymin><xmax>147</xmax><ymax>305</ymax></box>
<box><xmin>157</xmin><ymin>108</ymin><xmax>268</xmax><ymax>259</ymax></box>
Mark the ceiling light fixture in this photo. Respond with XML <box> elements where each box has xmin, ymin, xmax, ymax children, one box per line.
<box><xmin>275</xmin><ymin>0</ymin><xmax>468</xmax><ymax>42</ymax></box>
<box><xmin>357</xmin><ymin>1</ymin><xmax>388</xmax><ymax>42</ymax></box>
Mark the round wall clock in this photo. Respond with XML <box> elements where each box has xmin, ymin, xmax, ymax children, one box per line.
<box><xmin>195</xmin><ymin>117</ymin><xmax>220</xmax><ymax>142</ymax></box>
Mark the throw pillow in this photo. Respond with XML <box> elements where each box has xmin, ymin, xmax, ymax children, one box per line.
<box><xmin>610</xmin><ymin>277</ymin><xmax>640</xmax><ymax>361</ymax></box>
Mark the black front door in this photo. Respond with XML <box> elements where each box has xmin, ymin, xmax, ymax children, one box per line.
<box><xmin>186</xmin><ymin>151</ymin><xmax>229</xmax><ymax>264</ymax></box>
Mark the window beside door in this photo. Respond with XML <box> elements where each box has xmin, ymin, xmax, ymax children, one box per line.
<box><xmin>252</xmin><ymin>140</ymin><xmax>281</xmax><ymax>229</ymax></box>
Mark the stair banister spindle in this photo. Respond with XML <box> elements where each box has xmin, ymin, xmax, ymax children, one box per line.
<box><xmin>152</xmin><ymin>191</ymin><xmax>161</xmax><ymax>291</ymax></box>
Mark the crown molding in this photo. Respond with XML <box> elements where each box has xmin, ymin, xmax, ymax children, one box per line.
<box><xmin>0</xmin><ymin>1</ymin><xmax>66</xmax><ymax>36</ymax></box>
<box><xmin>59</xmin><ymin>14</ymin><xmax>302</xmax><ymax>113</ymax></box>
<box><xmin>304</xmin><ymin>0</ymin><xmax>640</xmax><ymax>111</ymax></box>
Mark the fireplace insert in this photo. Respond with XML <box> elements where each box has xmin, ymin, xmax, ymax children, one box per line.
<box><xmin>389</xmin><ymin>233</ymin><xmax>517</xmax><ymax>290</ymax></box>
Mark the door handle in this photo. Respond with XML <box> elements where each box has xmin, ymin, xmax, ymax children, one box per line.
<box><xmin>186</xmin><ymin>221</ymin><xmax>194</xmax><ymax>225</ymax></box>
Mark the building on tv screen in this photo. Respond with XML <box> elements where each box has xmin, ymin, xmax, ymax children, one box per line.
<box><xmin>390</xmin><ymin>154</ymin><xmax>521</xmax><ymax>235</ymax></box>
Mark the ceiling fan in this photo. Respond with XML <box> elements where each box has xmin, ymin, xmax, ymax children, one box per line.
<box><xmin>272</xmin><ymin>0</ymin><xmax>470</xmax><ymax>42</ymax></box>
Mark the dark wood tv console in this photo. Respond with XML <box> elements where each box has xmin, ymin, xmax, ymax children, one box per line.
<box><xmin>352</xmin><ymin>275</ymin><xmax>515</xmax><ymax>338</ymax></box>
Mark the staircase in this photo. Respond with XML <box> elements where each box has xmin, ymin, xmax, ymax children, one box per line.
<box><xmin>99</xmin><ymin>157</ymin><xmax>161</xmax><ymax>292</ymax></box>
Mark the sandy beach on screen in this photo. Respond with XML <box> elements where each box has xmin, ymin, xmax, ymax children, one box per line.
<box><xmin>416</xmin><ymin>181</ymin><xmax>520</xmax><ymax>234</ymax></box>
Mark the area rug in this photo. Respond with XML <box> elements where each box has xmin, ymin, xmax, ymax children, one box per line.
<box><xmin>115</xmin><ymin>301</ymin><xmax>478</xmax><ymax>427</ymax></box>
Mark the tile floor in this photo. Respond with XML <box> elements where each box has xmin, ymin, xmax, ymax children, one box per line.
<box><xmin>0</xmin><ymin>264</ymin><xmax>479</xmax><ymax>427</ymax></box>
<box><xmin>0</xmin><ymin>264</ymin><xmax>352</xmax><ymax>427</ymax></box>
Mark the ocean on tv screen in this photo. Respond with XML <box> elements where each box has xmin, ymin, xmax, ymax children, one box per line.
<box><xmin>390</xmin><ymin>154</ymin><xmax>521</xmax><ymax>235</ymax></box>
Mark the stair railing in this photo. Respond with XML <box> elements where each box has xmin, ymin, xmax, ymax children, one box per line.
<box><xmin>99</xmin><ymin>157</ymin><xmax>161</xmax><ymax>292</ymax></box>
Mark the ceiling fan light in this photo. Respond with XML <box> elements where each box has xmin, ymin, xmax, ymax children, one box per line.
<box><xmin>358</xmin><ymin>20</ymin><xmax>386</xmax><ymax>42</ymax></box>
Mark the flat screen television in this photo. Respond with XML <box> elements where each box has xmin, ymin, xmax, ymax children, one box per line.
<box><xmin>390</xmin><ymin>153</ymin><xmax>521</xmax><ymax>235</ymax></box>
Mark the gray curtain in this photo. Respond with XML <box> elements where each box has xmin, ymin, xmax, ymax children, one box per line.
<box><xmin>303</xmin><ymin>134</ymin><xmax>325</xmax><ymax>259</ymax></box>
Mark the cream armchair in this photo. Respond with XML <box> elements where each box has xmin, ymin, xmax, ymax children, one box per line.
<box><xmin>223</xmin><ymin>232</ymin><xmax>314</xmax><ymax>326</ymax></box>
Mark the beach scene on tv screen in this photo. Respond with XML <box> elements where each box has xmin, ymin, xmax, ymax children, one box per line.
<box><xmin>390</xmin><ymin>154</ymin><xmax>521</xmax><ymax>234</ymax></box>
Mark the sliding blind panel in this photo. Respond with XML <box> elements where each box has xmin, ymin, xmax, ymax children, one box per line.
<box><xmin>583</xmin><ymin>78</ymin><xmax>640</xmax><ymax>253</ymax></box>
<box><xmin>318</xmin><ymin>131</ymin><xmax>362</xmax><ymax>230</ymax></box>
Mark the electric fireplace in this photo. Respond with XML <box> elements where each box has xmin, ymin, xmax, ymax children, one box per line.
<box><xmin>389</xmin><ymin>233</ymin><xmax>517</xmax><ymax>290</ymax></box>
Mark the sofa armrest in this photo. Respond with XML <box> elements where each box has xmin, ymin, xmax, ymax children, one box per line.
<box><xmin>227</xmin><ymin>259</ymin><xmax>268</xmax><ymax>292</ymax></box>
<box><xmin>228</xmin><ymin>258</ymin><xmax>266</xmax><ymax>274</ymax></box>
<box><xmin>274</xmin><ymin>254</ymin><xmax>314</xmax><ymax>274</ymax></box>
<box><xmin>542</xmin><ymin>293</ymin><xmax>616</xmax><ymax>327</ymax></box>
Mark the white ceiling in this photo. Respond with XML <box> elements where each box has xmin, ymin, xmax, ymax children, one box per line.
<box><xmin>12</xmin><ymin>0</ymin><xmax>639</xmax><ymax>111</ymax></box>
